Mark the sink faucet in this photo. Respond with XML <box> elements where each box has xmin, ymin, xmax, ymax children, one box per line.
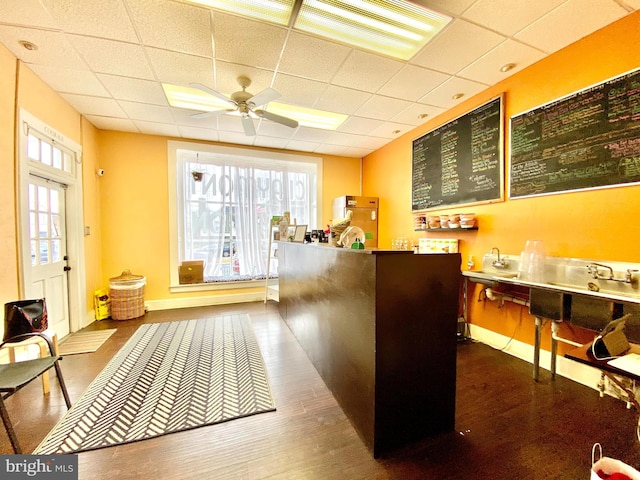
<box><xmin>626</xmin><ymin>269</ymin><xmax>639</xmax><ymax>284</ymax></box>
<box><xmin>490</xmin><ymin>247</ymin><xmax>509</xmax><ymax>268</ymax></box>
<box><xmin>586</xmin><ymin>263</ymin><xmax>614</xmax><ymax>280</ymax></box>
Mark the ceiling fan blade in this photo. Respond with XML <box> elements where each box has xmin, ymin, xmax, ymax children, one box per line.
<box><xmin>241</xmin><ymin>115</ymin><xmax>256</xmax><ymax>136</ymax></box>
<box><xmin>189</xmin><ymin>82</ymin><xmax>236</xmax><ymax>107</ymax></box>
<box><xmin>249</xmin><ymin>88</ymin><xmax>280</xmax><ymax>107</ymax></box>
<box><xmin>254</xmin><ymin>109</ymin><xmax>299</xmax><ymax>129</ymax></box>
<box><xmin>190</xmin><ymin>109</ymin><xmax>233</xmax><ymax>119</ymax></box>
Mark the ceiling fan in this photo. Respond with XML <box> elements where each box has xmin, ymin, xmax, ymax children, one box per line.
<box><xmin>189</xmin><ymin>76</ymin><xmax>299</xmax><ymax>136</ymax></box>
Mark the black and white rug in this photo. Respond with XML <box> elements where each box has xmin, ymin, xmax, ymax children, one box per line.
<box><xmin>34</xmin><ymin>314</ymin><xmax>275</xmax><ymax>454</ymax></box>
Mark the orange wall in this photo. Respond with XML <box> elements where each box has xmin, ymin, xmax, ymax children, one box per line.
<box><xmin>97</xmin><ymin>131</ymin><xmax>361</xmax><ymax>300</ymax></box>
<box><xmin>363</xmin><ymin>11</ymin><xmax>640</xmax><ymax>351</ymax></box>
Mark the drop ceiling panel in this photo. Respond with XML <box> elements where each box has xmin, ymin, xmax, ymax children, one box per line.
<box><xmin>338</xmin><ymin>116</ymin><xmax>385</xmax><ymax>136</ymax></box>
<box><xmin>146</xmin><ymin>47</ymin><xmax>214</xmax><ymax>86</ymax></box>
<box><xmin>0</xmin><ymin>27</ymin><xmax>87</xmax><ymax>69</ymax></box>
<box><xmin>133</xmin><ymin>120</ymin><xmax>181</xmax><ymax>137</ymax></box>
<box><xmin>277</xmin><ymin>31</ymin><xmax>351</xmax><ymax>82</ymax></box>
<box><xmin>118</xmin><ymin>101</ymin><xmax>174</xmax><ymax>123</ymax></box>
<box><xmin>419</xmin><ymin>76</ymin><xmax>488</xmax><ymax>109</ymax></box>
<box><xmin>253</xmin><ymin>135</ymin><xmax>290</xmax><ymax>149</ymax></box>
<box><xmin>355</xmin><ymin>95</ymin><xmax>412</xmax><ymax>119</ymax></box>
<box><xmin>67</xmin><ymin>35</ymin><xmax>155</xmax><ymax>79</ymax></box>
<box><xmin>515</xmin><ymin>0</ymin><xmax>630</xmax><ymax>53</ymax></box>
<box><xmin>28</xmin><ymin>65</ymin><xmax>109</xmax><ymax>96</ymax></box>
<box><xmin>314</xmin><ymin>144</ymin><xmax>349</xmax><ymax>156</ymax></box>
<box><xmin>411</xmin><ymin>19</ymin><xmax>506</xmax><ymax>75</ymax></box>
<box><xmin>291</xmin><ymin>126</ymin><xmax>332</xmax><ymax>143</ymax></box>
<box><xmin>171</xmin><ymin>107</ymin><xmax>219</xmax><ymax>129</ymax></box>
<box><xmin>343</xmin><ymin>146</ymin><xmax>372</xmax><ymax>158</ymax></box>
<box><xmin>178</xmin><ymin>125</ymin><xmax>219</xmax><ymax>142</ymax></box>
<box><xmin>391</xmin><ymin>103</ymin><xmax>446</xmax><ymax>126</ymax></box>
<box><xmin>83</xmin><ymin>115</ymin><xmax>139</xmax><ymax>132</ymax></box>
<box><xmin>98</xmin><ymin>75</ymin><xmax>167</xmax><ymax>105</ymax></box>
<box><xmin>0</xmin><ymin>0</ymin><xmax>58</xmax><ymax>29</ymax></box>
<box><xmin>41</xmin><ymin>0</ymin><xmax>138</xmax><ymax>42</ymax></box>
<box><xmin>332</xmin><ymin>50</ymin><xmax>404</xmax><ymax>93</ymax></box>
<box><xmin>377</xmin><ymin>65</ymin><xmax>449</xmax><ymax>102</ymax></box>
<box><xmin>272</xmin><ymin>74</ymin><xmax>327</xmax><ymax>108</ymax></box>
<box><xmin>458</xmin><ymin>40</ymin><xmax>546</xmax><ymax>85</ymax></box>
<box><xmin>256</xmin><ymin>120</ymin><xmax>296</xmax><ymax>138</ymax></box>
<box><xmin>127</xmin><ymin>0</ymin><xmax>212</xmax><ymax>56</ymax></box>
<box><xmin>412</xmin><ymin>0</ymin><xmax>477</xmax><ymax>16</ymax></box>
<box><xmin>212</xmin><ymin>13</ymin><xmax>287</xmax><ymax>70</ymax></box>
<box><xmin>286</xmin><ymin>139</ymin><xmax>318</xmax><ymax>152</ymax></box>
<box><xmin>214</xmin><ymin>61</ymin><xmax>274</xmax><ymax>95</ymax></box>
<box><xmin>218</xmin><ymin>130</ymin><xmax>255</xmax><ymax>145</ymax></box>
<box><xmin>462</xmin><ymin>0</ymin><xmax>566</xmax><ymax>36</ymax></box>
<box><xmin>314</xmin><ymin>85</ymin><xmax>372</xmax><ymax>115</ymax></box>
<box><xmin>371</xmin><ymin>122</ymin><xmax>414</xmax><ymax>139</ymax></box>
<box><xmin>60</xmin><ymin>93</ymin><xmax>127</xmax><ymax>117</ymax></box>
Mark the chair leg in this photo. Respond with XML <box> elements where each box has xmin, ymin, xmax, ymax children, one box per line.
<box><xmin>38</xmin><ymin>342</ymin><xmax>51</xmax><ymax>394</ymax></box>
<box><xmin>0</xmin><ymin>395</ymin><xmax>21</xmax><ymax>454</ymax></box>
<box><xmin>53</xmin><ymin>362</ymin><xmax>72</xmax><ymax>409</ymax></box>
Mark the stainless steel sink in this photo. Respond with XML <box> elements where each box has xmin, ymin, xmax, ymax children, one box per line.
<box><xmin>474</xmin><ymin>270</ymin><xmax>518</xmax><ymax>279</ymax></box>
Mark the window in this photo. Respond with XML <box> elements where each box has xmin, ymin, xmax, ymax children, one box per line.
<box><xmin>169</xmin><ymin>142</ymin><xmax>321</xmax><ymax>285</ymax></box>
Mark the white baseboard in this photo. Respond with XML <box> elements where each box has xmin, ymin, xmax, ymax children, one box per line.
<box><xmin>468</xmin><ymin>324</ymin><xmax>604</xmax><ymax>392</ymax></box>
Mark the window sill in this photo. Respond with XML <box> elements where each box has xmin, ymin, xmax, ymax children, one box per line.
<box><xmin>169</xmin><ymin>279</ymin><xmax>267</xmax><ymax>293</ymax></box>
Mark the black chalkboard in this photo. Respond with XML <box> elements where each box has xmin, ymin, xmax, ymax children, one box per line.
<box><xmin>510</xmin><ymin>68</ymin><xmax>640</xmax><ymax>198</ymax></box>
<box><xmin>411</xmin><ymin>97</ymin><xmax>503</xmax><ymax>211</ymax></box>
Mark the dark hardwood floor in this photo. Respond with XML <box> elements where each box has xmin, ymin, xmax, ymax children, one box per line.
<box><xmin>2</xmin><ymin>302</ymin><xmax>639</xmax><ymax>479</ymax></box>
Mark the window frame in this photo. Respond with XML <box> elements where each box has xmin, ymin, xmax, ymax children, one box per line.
<box><xmin>168</xmin><ymin>140</ymin><xmax>322</xmax><ymax>291</ymax></box>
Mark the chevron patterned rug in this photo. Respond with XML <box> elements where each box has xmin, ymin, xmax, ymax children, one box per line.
<box><xmin>34</xmin><ymin>314</ymin><xmax>275</xmax><ymax>454</ymax></box>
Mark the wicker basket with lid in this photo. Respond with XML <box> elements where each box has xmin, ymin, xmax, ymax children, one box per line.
<box><xmin>109</xmin><ymin>270</ymin><xmax>146</xmax><ymax>320</ymax></box>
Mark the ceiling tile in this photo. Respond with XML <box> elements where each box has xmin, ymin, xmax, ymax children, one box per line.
<box><xmin>118</xmin><ymin>101</ymin><xmax>174</xmax><ymax>123</ymax></box>
<box><xmin>370</xmin><ymin>122</ymin><xmax>414</xmax><ymax>139</ymax></box>
<box><xmin>212</xmin><ymin>12</ymin><xmax>287</xmax><ymax>70</ymax></box>
<box><xmin>338</xmin><ymin>116</ymin><xmax>385</xmax><ymax>135</ymax></box>
<box><xmin>83</xmin><ymin>115</ymin><xmax>139</xmax><ymax>132</ymax></box>
<box><xmin>272</xmin><ymin>74</ymin><xmax>327</xmax><ymax>108</ymax></box>
<box><xmin>515</xmin><ymin>0</ymin><xmax>629</xmax><ymax>53</ymax></box>
<box><xmin>59</xmin><ymin>93</ymin><xmax>127</xmax><ymax>117</ymax></box>
<box><xmin>218</xmin><ymin>130</ymin><xmax>255</xmax><ymax>145</ymax></box>
<box><xmin>214</xmin><ymin>61</ymin><xmax>274</xmax><ymax>95</ymax></box>
<box><xmin>411</xmin><ymin>19</ymin><xmax>506</xmax><ymax>75</ymax></box>
<box><xmin>133</xmin><ymin>120</ymin><xmax>181</xmax><ymax>137</ymax></box>
<box><xmin>41</xmin><ymin>0</ymin><xmax>138</xmax><ymax>42</ymax></box>
<box><xmin>146</xmin><ymin>47</ymin><xmax>214</xmax><ymax>86</ymax></box>
<box><xmin>332</xmin><ymin>50</ymin><xmax>404</xmax><ymax>93</ymax></box>
<box><xmin>355</xmin><ymin>95</ymin><xmax>412</xmax><ymax>119</ymax></box>
<box><xmin>67</xmin><ymin>35</ymin><xmax>155</xmax><ymax>79</ymax></box>
<box><xmin>170</xmin><ymin>107</ymin><xmax>218</xmax><ymax>128</ymax></box>
<box><xmin>218</xmin><ymin>113</ymin><xmax>253</xmax><ymax>133</ymax></box>
<box><xmin>256</xmin><ymin>120</ymin><xmax>296</xmax><ymax>138</ymax></box>
<box><xmin>342</xmin><ymin>146</ymin><xmax>372</xmax><ymax>158</ymax></box>
<box><xmin>324</xmin><ymin>131</ymin><xmax>369</xmax><ymax>147</ymax></box>
<box><xmin>97</xmin><ymin>74</ymin><xmax>167</xmax><ymax>105</ymax></box>
<box><xmin>286</xmin><ymin>139</ymin><xmax>318</xmax><ymax>152</ymax></box>
<box><xmin>178</xmin><ymin>125</ymin><xmax>219</xmax><ymax>142</ymax></box>
<box><xmin>390</xmin><ymin>103</ymin><xmax>446</xmax><ymax>126</ymax></box>
<box><xmin>377</xmin><ymin>65</ymin><xmax>449</xmax><ymax>101</ymax></box>
<box><xmin>314</xmin><ymin>144</ymin><xmax>349</xmax><ymax>156</ymax></box>
<box><xmin>314</xmin><ymin>85</ymin><xmax>372</xmax><ymax>115</ymax></box>
<box><xmin>462</xmin><ymin>0</ymin><xmax>566</xmax><ymax>36</ymax></box>
<box><xmin>410</xmin><ymin>0</ymin><xmax>476</xmax><ymax>16</ymax></box>
<box><xmin>278</xmin><ymin>31</ymin><xmax>351</xmax><ymax>82</ymax></box>
<box><xmin>0</xmin><ymin>0</ymin><xmax>58</xmax><ymax>29</ymax></box>
<box><xmin>458</xmin><ymin>39</ymin><xmax>546</xmax><ymax>85</ymax></box>
<box><xmin>127</xmin><ymin>0</ymin><xmax>212</xmax><ymax>57</ymax></box>
<box><xmin>28</xmin><ymin>65</ymin><xmax>110</xmax><ymax>96</ymax></box>
<box><xmin>291</xmin><ymin>126</ymin><xmax>332</xmax><ymax>143</ymax></box>
<box><xmin>0</xmin><ymin>27</ymin><xmax>87</xmax><ymax>69</ymax></box>
<box><xmin>253</xmin><ymin>135</ymin><xmax>290</xmax><ymax>149</ymax></box>
<box><xmin>418</xmin><ymin>76</ymin><xmax>488</xmax><ymax>109</ymax></box>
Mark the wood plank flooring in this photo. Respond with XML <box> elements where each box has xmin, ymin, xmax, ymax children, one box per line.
<box><xmin>2</xmin><ymin>302</ymin><xmax>639</xmax><ymax>479</ymax></box>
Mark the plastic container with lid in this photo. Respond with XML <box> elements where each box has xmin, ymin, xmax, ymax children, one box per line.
<box><xmin>109</xmin><ymin>270</ymin><xmax>146</xmax><ymax>320</ymax></box>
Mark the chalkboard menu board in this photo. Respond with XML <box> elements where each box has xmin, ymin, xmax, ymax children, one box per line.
<box><xmin>412</xmin><ymin>96</ymin><xmax>503</xmax><ymax>211</ymax></box>
<box><xmin>510</xmin><ymin>68</ymin><xmax>640</xmax><ymax>198</ymax></box>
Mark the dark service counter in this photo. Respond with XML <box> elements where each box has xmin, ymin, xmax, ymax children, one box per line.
<box><xmin>277</xmin><ymin>243</ymin><xmax>461</xmax><ymax>457</ymax></box>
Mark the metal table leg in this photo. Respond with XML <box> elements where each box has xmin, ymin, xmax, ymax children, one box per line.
<box><xmin>533</xmin><ymin>316</ymin><xmax>542</xmax><ymax>382</ymax></box>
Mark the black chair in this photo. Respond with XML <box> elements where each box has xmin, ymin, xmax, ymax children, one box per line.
<box><xmin>0</xmin><ymin>332</ymin><xmax>71</xmax><ymax>453</ymax></box>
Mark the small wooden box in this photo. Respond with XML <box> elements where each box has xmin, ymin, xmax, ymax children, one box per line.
<box><xmin>179</xmin><ymin>261</ymin><xmax>204</xmax><ymax>284</ymax></box>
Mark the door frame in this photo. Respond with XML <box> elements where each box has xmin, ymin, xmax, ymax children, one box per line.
<box><xmin>17</xmin><ymin>109</ymin><xmax>87</xmax><ymax>335</ymax></box>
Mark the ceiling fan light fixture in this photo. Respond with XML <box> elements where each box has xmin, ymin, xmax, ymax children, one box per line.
<box><xmin>163</xmin><ymin>83</ymin><xmax>232</xmax><ymax>111</ymax></box>
<box><xmin>266</xmin><ymin>102</ymin><xmax>347</xmax><ymax>130</ymax></box>
<box><xmin>294</xmin><ymin>0</ymin><xmax>451</xmax><ymax>60</ymax></box>
<box><xmin>184</xmin><ymin>0</ymin><xmax>295</xmax><ymax>25</ymax></box>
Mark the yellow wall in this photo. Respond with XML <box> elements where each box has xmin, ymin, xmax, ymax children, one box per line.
<box><xmin>0</xmin><ymin>44</ymin><xmax>18</xmax><ymax>311</ymax></box>
<box><xmin>363</xmin><ymin>11</ymin><xmax>640</xmax><ymax>351</ymax></box>
<box><xmin>97</xmin><ymin>131</ymin><xmax>361</xmax><ymax>300</ymax></box>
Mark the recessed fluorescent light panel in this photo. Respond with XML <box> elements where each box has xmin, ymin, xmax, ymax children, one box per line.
<box><xmin>294</xmin><ymin>0</ymin><xmax>451</xmax><ymax>60</ymax></box>
<box><xmin>266</xmin><ymin>102</ymin><xmax>347</xmax><ymax>129</ymax></box>
<box><xmin>185</xmin><ymin>0</ymin><xmax>295</xmax><ymax>25</ymax></box>
<box><xmin>162</xmin><ymin>84</ymin><xmax>232</xmax><ymax>111</ymax></box>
